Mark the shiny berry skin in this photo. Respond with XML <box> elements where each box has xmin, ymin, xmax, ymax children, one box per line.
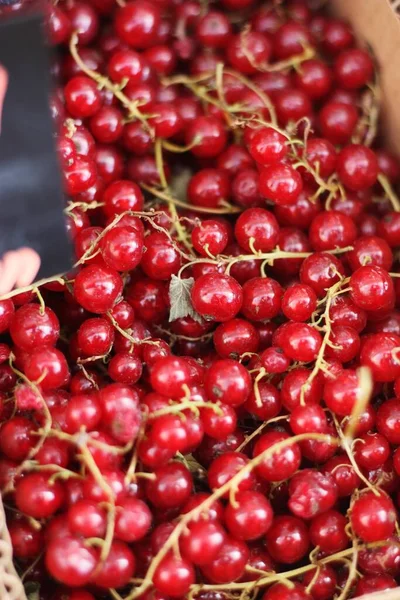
<box><xmin>225</xmin><ymin>490</ymin><xmax>273</xmax><ymax>540</ymax></box>
<box><xmin>141</xmin><ymin>232</ymin><xmax>181</xmax><ymax>280</ymax></box>
<box><xmin>280</xmin><ymin>322</ymin><xmax>322</xmax><ymax>362</ymax></box>
<box><xmin>378</xmin><ymin>212</ymin><xmax>400</xmax><ymax>248</ymax></box>
<box><xmin>0</xmin><ymin>299</ymin><xmax>14</xmax><ymax>333</ymax></box>
<box><xmin>274</xmin><ymin>188</ymin><xmax>320</xmax><ymax>229</ymax></box>
<box><xmin>148</xmin><ymin>103</ymin><xmax>182</xmax><ymax>139</ymax></box>
<box><xmin>351</xmin><ymin>492</ymin><xmax>396</xmax><ymax>542</ymax></box>
<box><xmin>126</xmin><ymin>278</ymin><xmax>168</xmax><ymax>323</ymax></box>
<box><xmin>86</xmin><ymin>431</ymin><xmax>123</xmax><ymax>471</ymax></box>
<box><xmin>227</xmin><ymin>31</ymin><xmax>271</xmax><ymax>74</ymax></box>
<box><xmin>302</xmin><ymin>565</ymin><xmax>337</xmax><ymax>600</ymax></box>
<box><xmin>288</xmin><ymin>469</ymin><xmax>338</xmax><ymax>519</ymax></box>
<box><xmin>259</xmin><ymin>163</ymin><xmax>303</xmax><ymax>206</ymax></box>
<box><xmin>350</xmin><ymin>265</ymin><xmax>395</xmax><ymax>312</ymax></box>
<box><xmin>355</xmin><ymin>432</ymin><xmax>390</xmax><ymax>470</ymax></box>
<box><xmin>323</xmin><ymin>455</ymin><xmax>361</xmax><ymax>498</ymax></box>
<box><xmin>300</xmin><ymin>252</ymin><xmax>344</xmax><ymax>297</ymax></box>
<box><xmin>188</xmin><ymin>168</ymin><xmax>230</xmax><ymax>209</ymax></box>
<box><xmin>185</xmin><ymin>116</ymin><xmax>227</xmax><ymax>158</ymax></box>
<box><xmin>64</xmin><ymin>76</ymin><xmax>101</xmax><ymax>118</ymax></box>
<box><xmin>324</xmin><ymin>324</ymin><xmax>360</xmax><ymax>363</ymax></box>
<box><xmin>65</xmin><ymin>393</ymin><xmax>102</xmax><ymax>433</ymax></box>
<box><xmin>245</xmin><ymin>377</ymin><xmax>281</xmax><ymax>420</ymax></box>
<box><xmin>337</xmin><ymin>144</ymin><xmax>379</xmax><ymax>191</ymax></box>
<box><xmin>77</xmin><ymin>318</ymin><xmax>114</xmax><ymax>357</ymax></box>
<box><xmin>280</xmin><ymin>367</ymin><xmax>322</xmax><ymax>412</ymax></box>
<box><xmin>8</xmin><ymin>518</ymin><xmax>44</xmax><ymax>559</ymax></box>
<box><xmin>68</xmin><ymin>500</ymin><xmax>107</xmax><ymax>538</ymax></box>
<box><xmin>319</xmin><ymin>101</ymin><xmax>358</xmax><ymax>145</ymax></box>
<box><xmin>16</xmin><ymin>473</ymin><xmax>64</xmax><ymax>518</ymax></box>
<box><xmin>0</xmin><ymin>417</ymin><xmax>35</xmax><ymax>461</ymax></box>
<box><xmin>241</xmin><ymin>277</ymin><xmax>282</xmax><ymax>321</ymax></box>
<box><xmin>191</xmin><ymin>273</ymin><xmax>243</xmax><ymax>322</ymax></box>
<box><xmin>89</xmin><ymin>106</ymin><xmax>124</xmax><ymax>143</ymax></box>
<box><xmin>309</xmin><ymin>509</ymin><xmax>348</xmax><ymax>554</ymax></box>
<box><xmin>192</xmin><ymin>220</ymin><xmax>229</xmax><ymax>257</ymax></box>
<box><xmin>214</xmin><ymin>318</ymin><xmax>259</xmax><ymax>359</ymax></box>
<box><xmin>376</xmin><ymin>398</ymin><xmax>400</xmax><ymax>444</ymax></box>
<box><xmin>180</xmin><ymin>520</ymin><xmax>226</xmax><ymax>565</ymax></box>
<box><xmin>63</xmin><ymin>156</ymin><xmax>97</xmax><ymax>195</ymax></box>
<box><xmin>273</xmin><ymin>21</ymin><xmax>312</xmax><ymax>59</ymax></box>
<box><xmin>360</xmin><ymin>333</ymin><xmax>400</xmax><ymax>382</ymax></box>
<box><xmin>10</xmin><ymin>304</ymin><xmax>59</xmax><ymax>352</ymax></box>
<box><xmin>208</xmin><ymin>452</ymin><xmax>256</xmax><ymax>496</ymax></box>
<box><xmin>100</xmin><ymin>225</ymin><xmax>144</xmax><ymax>271</ymax></box>
<box><xmin>99</xmin><ymin>383</ymin><xmax>140</xmax><ymax>444</ymax></box>
<box><xmin>204</xmin><ymin>359</ymin><xmax>251</xmax><ymax>406</ymax></box>
<box><xmin>107</xmin><ymin>49</ymin><xmax>145</xmax><ymax>85</ymax></box>
<box><xmin>102</xmin><ymin>180</ymin><xmax>144</xmax><ymax>218</ymax></box>
<box><xmin>282</xmin><ymin>284</ymin><xmax>317</xmax><ymax>322</ymax></box>
<box><xmin>83</xmin><ymin>470</ymin><xmax>127</xmax><ymax>504</ymax></box>
<box><xmin>355</xmin><ymin>574</ymin><xmax>397</xmax><ymax>597</ymax></box>
<box><xmin>24</xmin><ymin>347</ymin><xmax>69</xmax><ymax>390</ymax></box>
<box><xmin>323</xmin><ymin>368</ymin><xmax>364</xmax><ymax>416</ymax></box>
<box><xmin>200</xmin><ymin>403</ymin><xmax>237</xmax><ymax>441</ymax></box>
<box><xmin>45</xmin><ymin>536</ymin><xmax>98</xmax><ymax>587</ymax></box>
<box><xmin>263</xmin><ymin>582</ymin><xmax>310</xmax><ymax>600</ymax></box>
<box><xmin>153</xmin><ymin>552</ymin><xmax>195</xmax><ymax>597</ymax></box>
<box><xmin>275</xmin><ymin>88</ymin><xmax>312</xmax><ymax>125</ymax></box>
<box><xmin>289</xmin><ymin>404</ymin><xmax>327</xmax><ymax>436</ymax></box>
<box><xmin>295</xmin><ymin>58</ymin><xmax>332</xmax><ymax>99</ymax></box>
<box><xmin>196</xmin><ymin>10</ymin><xmax>231</xmax><ymax>48</ymax></box>
<box><xmin>260</xmin><ymin>347</ymin><xmax>290</xmax><ymax>374</ymax></box>
<box><xmin>234</xmin><ymin>208</ymin><xmax>279</xmax><ymax>253</ymax></box>
<box><xmin>335</xmin><ymin>48</ymin><xmax>374</xmax><ymax>89</ymax></box>
<box><xmin>232</xmin><ymin>168</ymin><xmax>264</xmax><ymax>208</ymax></box>
<box><xmin>348</xmin><ymin>235</ymin><xmax>393</xmax><ymax>272</ymax></box>
<box><xmin>248</xmin><ymin>127</ymin><xmax>288</xmax><ymax>166</ymax></box>
<box><xmin>150</xmin><ymin>356</ymin><xmax>191</xmax><ymax>398</ymax></box>
<box><xmin>266</xmin><ymin>515</ymin><xmax>309</xmax><ymax>564</ymax></box>
<box><xmin>74</xmin><ymin>265</ymin><xmax>123</xmax><ymax>313</ymax></box>
<box><xmin>201</xmin><ymin>537</ymin><xmax>249</xmax><ymax>584</ymax></box>
<box><xmin>115</xmin><ymin>0</ymin><xmax>161</xmax><ymax>48</ymax></box>
<box><xmin>150</xmin><ymin>414</ymin><xmax>189</xmax><ymax>453</ymax></box>
<box><xmin>114</xmin><ymin>497</ymin><xmax>151</xmax><ymax>542</ymax></box>
<box><xmin>108</xmin><ymin>352</ymin><xmax>143</xmax><ymax>384</ymax></box>
<box><xmin>309</xmin><ymin>211</ymin><xmax>357</xmax><ymax>251</ymax></box>
<box><xmin>145</xmin><ymin>462</ymin><xmax>192</xmax><ymax>508</ymax></box>
<box><xmin>253</xmin><ymin>431</ymin><xmax>301</xmax><ymax>482</ymax></box>
<box><xmin>357</xmin><ymin>537</ymin><xmax>400</xmax><ymax>576</ymax></box>
<box><xmin>304</xmin><ymin>138</ymin><xmax>337</xmax><ymax>178</ymax></box>
<box><xmin>92</xmin><ymin>540</ymin><xmax>135</xmax><ymax>589</ymax></box>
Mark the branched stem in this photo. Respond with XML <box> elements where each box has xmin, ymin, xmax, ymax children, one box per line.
<box><xmin>69</xmin><ymin>32</ymin><xmax>150</xmax><ymax>129</ymax></box>
<box><xmin>124</xmin><ymin>433</ymin><xmax>338</xmax><ymax>599</ymax></box>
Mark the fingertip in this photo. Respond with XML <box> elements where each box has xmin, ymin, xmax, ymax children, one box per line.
<box><xmin>0</xmin><ymin>251</ymin><xmax>20</xmax><ymax>295</ymax></box>
<box><xmin>16</xmin><ymin>248</ymin><xmax>41</xmax><ymax>288</ymax></box>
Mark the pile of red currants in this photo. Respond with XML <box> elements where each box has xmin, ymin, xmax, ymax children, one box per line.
<box><xmin>2</xmin><ymin>0</ymin><xmax>400</xmax><ymax>598</ymax></box>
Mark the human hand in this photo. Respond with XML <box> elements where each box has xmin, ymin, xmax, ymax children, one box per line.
<box><xmin>0</xmin><ymin>64</ymin><xmax>41</xmax><ymax>295</ymax></box>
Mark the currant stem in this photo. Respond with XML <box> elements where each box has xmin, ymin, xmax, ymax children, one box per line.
<box><xmin>69</xmin><ymin>33</ymin><xmax>150</xmax><ymax>130</ymax></box>
<box><xmin>124</xmin><ymin>432</ymin><xmax>338</xmax><ymax>599</ymax></box>
<box><xmin>378</xmin><ymin>173</ymin><xmax>400</xmax><ymax>212</ymax></box>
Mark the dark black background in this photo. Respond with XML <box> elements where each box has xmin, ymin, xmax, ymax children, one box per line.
<box><xmin>0</xmin><ymin>10</ymin><xmax>73</xmax><ymax>279</ymax></box>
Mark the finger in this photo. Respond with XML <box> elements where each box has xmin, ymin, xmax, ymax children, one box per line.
<box><xmin>0</xmin><ymin>251</ymin><xmax>22</xmax><ymax>295</ymax></box>
<box><xmin>15</xmin><ymin>248</ymin><xmax>41</xmax><ymax>288</ymax></box>
<box><xmin>0</xmin><ymin>65</ymin><xmax>8</xmax><ymax>134</ymax></box>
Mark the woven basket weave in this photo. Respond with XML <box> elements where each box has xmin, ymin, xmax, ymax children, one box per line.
<box><xmin>0</xmin><ymin>497</ymin><xmax>27</xmax><ymax>600</ymax></box>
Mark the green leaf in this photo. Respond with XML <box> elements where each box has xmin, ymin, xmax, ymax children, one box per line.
<box><xmin>168</xmin><ymin>275</ymin><xmax>203</xmax><ymax>324</ymax></box>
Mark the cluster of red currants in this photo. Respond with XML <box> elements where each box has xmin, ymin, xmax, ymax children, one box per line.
<box><xmin>1</xmin><ymin>0</ymin><xmax>400</xmax><ymax>599</ymax></box>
